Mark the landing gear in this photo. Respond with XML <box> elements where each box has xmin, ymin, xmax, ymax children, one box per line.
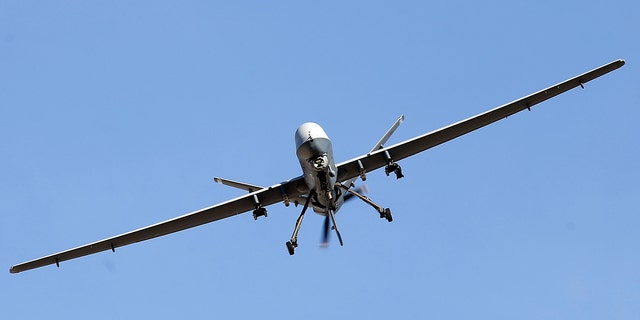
<box><xmin>327</xmin><ymin>209</ymin><xmax>344</xmax><ymax>246</ymax></box>
<box><xmin>286</xmin><ymin>241</ymin><xmax>296</xmax><ymax>255</ymax></box>
<box><xmin>286</xmin><ymin>191</ymin><xmax>313</xmax><ymax>255</ymax></box>
<box><xmin>340</xmin><ymin>184</ymin><xmax>393</xmax><ymax>223</ymax></box>
<box><xmin>382</xmin><ymin>208</ymin><xmax>393</xmax><ymax>222</ymax></box>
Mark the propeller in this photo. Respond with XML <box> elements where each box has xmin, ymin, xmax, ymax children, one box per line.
<box><xmin>320</xmin><ymin>215</ymin><xmax>330</xmax><ymax>247</ymax></box>
<box><xmin>321</xmin><ymin>185</ymin><xmax>368</xmax><ymax>247</ymax></box>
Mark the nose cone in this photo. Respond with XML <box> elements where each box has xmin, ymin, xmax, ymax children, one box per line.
<box><xmin>295</xmin><ymin>122</ymin><xmax>329</xmax><ymax>150</ymax></box>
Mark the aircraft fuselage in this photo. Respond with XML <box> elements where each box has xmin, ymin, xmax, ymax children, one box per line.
<box><xmin>294</xmin><ymin>122</ymin><xmax>344</xmax><ymax>215</ymax></box>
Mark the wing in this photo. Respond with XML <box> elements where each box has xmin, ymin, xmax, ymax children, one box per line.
<box><xmin>10</xmin><ymin>177</ymin><xmax>308</xmax><ymax>273</ymax></box>
<box><xmin>336</xmin><ymin>59</ymin><xmax>625</xmax><ymax>183</ymax></box>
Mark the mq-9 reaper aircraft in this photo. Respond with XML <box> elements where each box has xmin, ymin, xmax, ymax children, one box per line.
<box><xmin>10</xmin><ymin>59</ymin><xmax>625</xmax><ymax>273</ymax></box>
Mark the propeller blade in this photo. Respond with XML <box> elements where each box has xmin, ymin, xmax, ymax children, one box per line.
<box><xmin>320</xmin><ymin>215</ymin><xmax>330</xmax><ymax>247</ymax></box>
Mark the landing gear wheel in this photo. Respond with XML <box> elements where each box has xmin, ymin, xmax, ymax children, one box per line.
<box><xmin>383</xmin><ymin>208</ymin><xmax>393</xmax><ymax>222</ymax></box>
<box><xmin>286</xmin><ymin>241</ymin><xmax>296</xmax><ymax>255</ymax></box>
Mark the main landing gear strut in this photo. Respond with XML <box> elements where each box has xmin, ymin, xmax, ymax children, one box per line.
<box><xmin>286</xmin><ymin>192</ymin><xmax>312</xmax><ymax>255</ymax></box>
<box><xmin>339</xmin><ymin>184</ymin><xmax>393</xmax><ymax>222</ymax></box>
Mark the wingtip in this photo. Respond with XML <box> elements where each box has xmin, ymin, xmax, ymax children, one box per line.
<box><xmin>609</xmin><ymin>59</ymin><xmax>626</xmax><ymax>69</ymax></box>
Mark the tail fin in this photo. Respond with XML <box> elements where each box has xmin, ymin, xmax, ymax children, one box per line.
<box><xmin>369</xmin><ymin>114</ymin><xmax>404</xmax><ymax>153</ymax></box>
<box><xmin>343</xmin><ymin>114</ymin><xmax>405</xmax><ymax>187</ymax></box>
<box><xmin>213</xmin><ymin>177</ymin><xmax>264</xmax><ymax>193</ymax></box>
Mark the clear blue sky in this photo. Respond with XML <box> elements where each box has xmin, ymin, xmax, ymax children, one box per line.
<box><xmin>2</xmin><ymin>1</ymin><xmax>638</xmax><ymax>319</ymax></box>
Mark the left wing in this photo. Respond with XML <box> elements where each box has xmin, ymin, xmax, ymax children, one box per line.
<box><xmin>336</xmin><ymin>59</ymin><xmax>625</xmax><ymax>183</ymax></box>
<box><xmin>10</xmin><ymin>177</ymin><xmax>308</xmax><ymax>273</ymax></box>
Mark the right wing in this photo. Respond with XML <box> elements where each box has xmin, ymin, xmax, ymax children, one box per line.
<box><xmin>10</xmin><ymin>177</ymin><xmax>308</xmax><ymax>274</ymax></box>
<box><xmin>336</xmin><ymin>59</ymin><xmax>625</xmax><ymax>183</ymax></box>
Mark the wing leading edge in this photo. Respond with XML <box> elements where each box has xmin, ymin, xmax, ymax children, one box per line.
<box><xmin>9</xmin><ymin>177</ymin><xmax>308</xmax><ymax>274</ymax></box>
<box><xmin>336</xmin><ymin>59</ymin><xmax>625</xmax><ymax>183</ymax></box>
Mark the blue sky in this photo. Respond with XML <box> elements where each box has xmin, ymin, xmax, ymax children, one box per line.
<box><xmin>1</xmin><ymin>1</ymin><xmax>638</xmax><ymax>319</ymax></box>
